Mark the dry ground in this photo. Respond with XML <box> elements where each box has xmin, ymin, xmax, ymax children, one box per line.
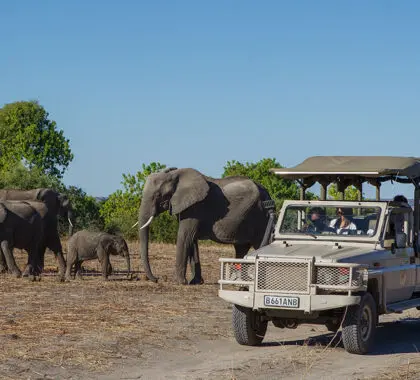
<box><xmin>0</xmin><ymin>241</ymin><xmax>419</xmax><ymax>380</ymax></box>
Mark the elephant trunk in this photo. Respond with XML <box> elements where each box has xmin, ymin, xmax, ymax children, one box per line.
<box><xmin>67</xmin><ymin>209</ymin><xmax>74</xmax><ymax>236</ymax></box>
<box><xmin>139</xmin><ymin>201</ymin><xmax>158</xmax><ymax>283</ymax></box>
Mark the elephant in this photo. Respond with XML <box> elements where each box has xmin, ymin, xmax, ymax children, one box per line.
<box><xmin>0</xmin><ymin>188</ymin><xmax>73</xmax><ymax>278</ymax></box>
<box><xmin>65</xmin><ymin>230</ymin><xmax>131</xmax><ymax>281</ymax></box>
<box><xmin>0</xmin><ymin>188</ymin><xmax>74</xmax><ymax>236</ymax></box>
<box><xmin>0</xmin><ymin>200</ymin><xmax>45</xmax><ymax>277</ymax></box>
<box><xmin>138</xmin><ymin>167</ymin><xmax>274</xmax><ymax>285</ymax></box>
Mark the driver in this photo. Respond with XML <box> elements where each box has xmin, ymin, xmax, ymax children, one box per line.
<box><xmin>306</xmin><ymin>207</ymin><xmax>328</xmax><ymax>233</ymax></box>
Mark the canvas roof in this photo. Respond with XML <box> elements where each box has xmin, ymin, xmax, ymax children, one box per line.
<box><xmin>270</xmin><ymin>156</ymin><xmax>420</xmax><ymax>181</ymax></box>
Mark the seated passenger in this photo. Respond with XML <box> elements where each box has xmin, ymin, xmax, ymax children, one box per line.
<box><xmin>329</xmin><ymin>207</ymin><xmax>357</xmax><ymax>234</ymax></box>
<box><xmin>393</xmin><ymin>194</ymin><xmax>409</xmax><ymax>206</ymax></box>
<box><xmin>306</xmin><ymin>207</ymin><xmax>328</xmax><ymax>233</ymax></box>
<box><xmin>391</xmin><ymin>194</ymin><xmax>410</xmax><ymax>235</ymax></box>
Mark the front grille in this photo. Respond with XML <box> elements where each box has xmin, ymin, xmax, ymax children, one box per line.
<box><xmin>256</xmin><ymin>261</ymin><xmax>309</xmax><ymax>293</ymax></box>
<box><xmin>315</xmin><ymin>266</ymin><xmax>350</xmax><ymax>286</ymax></box>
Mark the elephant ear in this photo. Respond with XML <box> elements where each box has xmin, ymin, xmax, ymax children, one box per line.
<box><xmin>0</xmin><ymin>204</ymin><xmax>7</xmax><ymax>223</ymax></box>
<box><xmin>170</xmin><ymin>168</ymin><xmax>210</xmax><ymax>215</ymax></box>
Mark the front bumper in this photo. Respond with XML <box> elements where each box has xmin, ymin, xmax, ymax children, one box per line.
<box><xmin>218</xmin><ymin>289</ymin><xmax>361</xmax><ymax>312</ymax></box>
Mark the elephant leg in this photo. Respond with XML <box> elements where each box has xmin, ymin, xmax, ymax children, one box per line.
<box><xmin>65</xmin><ymin>252</ymin><xmax>77</xmax><ymax>281</ymax></box>
<box><xmin>107</xmin><ymin>262</ymin><xmax>113</xmax><ymax>276</ymax></box>
<box><xmin>75</xmin><ymin>261</ymin><xmax>83</xmax><ymax>280</ymax></box>
<box><xmin>23</xmin><ymin>242</ymin><xmax>45</xmax><ymax>278</ymax></box>
<box><xmin>175</xmin><ymin>220</ymin><xmax>199</xmax><ymax>285</ymax></box>
<box><xmin>234</xmin><ymin>243</ymin><xmax>251</xmax><ymax>259</ymax></box>
<box><xmin>47</xmin><ymin>230</ymin><xmax>66</xmax><ymax>280</ymax></box>
<box><xmin>0</xmin><ymin>241</ymin><xmax>21</xmax><ymax>278</ymax></box>
<box><xmin>188</xmin><ymin>240</ymin><xmax>203</xmax><ymax>285</ymax></box>
<box><xmin>0</xmin><ymin>248</ymin><xmax>8</xmax><ymax>273</ymax></box>
<box><xmin>97</xmin><ymin>246</ymin><xmax>110</xmax><ymax>280</ymax></box>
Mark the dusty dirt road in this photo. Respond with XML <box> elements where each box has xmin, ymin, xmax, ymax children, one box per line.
<box><xmin>100</xmin><ymin>309</ymin><xmax>420</xmax><ymax>380</ymax></box>
<box><xmin>0</xmin><ymin>243</ymin><xmax>419</xmax><ymax>380</ymax></box>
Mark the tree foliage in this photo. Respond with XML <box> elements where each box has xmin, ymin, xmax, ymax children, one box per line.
<box><xmin>0</xmin><ymin>161</ymin><xmax>61</xmax><ymax>190</ymax></box>
<box><xmin>222</xmin><ymin>158</ymin><xmax>316</xmax><ymax>210</ymax></box>
<box><xmin>328</xmin><ymin>184</ymin><xmax>362</xmax><ymax>200</ymax></box>
<box><xmin>59</xmin><ymin>186</ymin><xmax>104</xmax><ymax>234</ymax></box>
<box><xmin>0</xmin><ymin>100</ymin><xmax>73</xmax><ymax>178</ymax></box>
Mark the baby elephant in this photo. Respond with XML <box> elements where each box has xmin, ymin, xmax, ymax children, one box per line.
<box><xmin>65</xmin><ymin>230</ymin><xmax>130</xmax><ymax>281</ymax></box>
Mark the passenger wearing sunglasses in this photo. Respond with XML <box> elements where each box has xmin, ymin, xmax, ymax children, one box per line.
<box><xmin>329</xmin><ymin>207</ymin><xmax>357</xmax><ymax>234</ymax></box>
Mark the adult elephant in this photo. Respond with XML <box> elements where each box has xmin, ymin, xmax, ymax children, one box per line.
<box><xmin>0</xmin><ymin>188</ymin><xmax>73</xmax><ymax>278</ymax></box>
<box><xmin>138</xmin><ymin>167</ymin><xmax>274</xmax><ymax>285</ymax></box>
<box><xmin>0</xmin><ymin>188</ymin><xmax>74</xmax><ymax>236</ymax></box>
<box><xmin>0</xmin><ymin>201</ymin><xmax>45</xmax><ymax>277</ymax></box>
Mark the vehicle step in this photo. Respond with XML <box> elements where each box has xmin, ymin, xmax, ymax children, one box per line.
<box><xmin>386</xmin><ymin>297</ymin><xmax>420</xmax><ymax>313</ymax></box>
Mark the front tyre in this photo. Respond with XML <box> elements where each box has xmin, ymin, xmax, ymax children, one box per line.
<box><xmin>342</xmin><ymin>292</ymin><xmax>377</xmax><ymax>354</ymax></box>
<box><xmin>232</xmin><ymin>305</ymin><xmax>267</xmax><ymax>346</ymax></box>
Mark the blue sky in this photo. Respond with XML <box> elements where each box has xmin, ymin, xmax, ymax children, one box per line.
<box><xmin>1</xmin><ymin>1</ymin><xmax>419</xmax><ymax>199</ymax></box>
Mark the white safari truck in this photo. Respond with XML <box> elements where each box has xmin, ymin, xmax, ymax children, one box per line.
<box><xmin>218</xmin><ymin>156</ymin><xmax>420</xmax><ymax>354</ymax></box>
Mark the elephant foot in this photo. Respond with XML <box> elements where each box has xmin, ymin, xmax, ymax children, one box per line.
<box><xmin>0</xmin><ymin>265</ymin><xmax>8</xmax><ymax>274</ymax></box>
<box><xmin>22</xmin><ymin>265</ymin><xmax>32</xmax><ymax>277</ymax></box>
<box><xmin>188</xmin><ymin>277</ymin><xmax>204</xmax><ymax>285</ymax></box>
<box><xmin>64</xmin><ymin>275</ymin><xmax>72</xmax><ymax>282</ymax></box>
<box><xmin>11</xmin><ymin>269</ymin><xmax>22</xmax><ymax>279</ymax></box>
<box><xmin>175</xmin><ymin>277</ymin><xmax>188</xmax><ymax>285</ymax></box>
<box><xmin>56</xmin><ymin>275</ymin><xmax>65</xmax><ymax>283</ymax></box>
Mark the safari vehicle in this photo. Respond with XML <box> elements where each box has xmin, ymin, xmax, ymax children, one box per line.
<box><xmin>218</xmin><ymin>156</ymin><xmax>420</xmax><ymax>355</ymax></box>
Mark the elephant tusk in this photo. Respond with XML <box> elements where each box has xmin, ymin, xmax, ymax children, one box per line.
<box><xmin>68</xmin><ymin>217</ymin><xmax>74</xmax><ymax>227</ymax></box>
<box><xmin>140</xmin><ymin>216</ymin><xmax>154</xmax><ymax>230</ymax></box>
<box><xmin>131</xmin><ymin>221</ymin><xmax>139</xmax><ymax>229</ymax></box>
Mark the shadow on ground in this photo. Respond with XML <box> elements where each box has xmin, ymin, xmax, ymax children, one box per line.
<box><xmin>260</xmin><ymin>317</ymin><xmax>420</xmax><ymax>355</ymax></box>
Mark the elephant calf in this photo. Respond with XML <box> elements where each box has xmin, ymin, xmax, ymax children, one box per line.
<box><xmin>65</xmin><ymin>230</ymin><xmax>130</xmax><ymax>281</ymax></box>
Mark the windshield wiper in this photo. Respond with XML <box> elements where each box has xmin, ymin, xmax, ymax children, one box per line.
<box><xmin>303</xmin><ymin>233</ymin><xmax>318</xmax><ymax>239</ymax></box>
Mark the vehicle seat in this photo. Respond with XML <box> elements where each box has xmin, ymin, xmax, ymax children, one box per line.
<box><xmin>364</xmin><ymin>216</ymin><xmax>377</xmax><ymax>235</ymax></box>
<box><xmin>395</xmin><ymin>232</ymin><xmax>407</xmax><ymax>248</ymax></box>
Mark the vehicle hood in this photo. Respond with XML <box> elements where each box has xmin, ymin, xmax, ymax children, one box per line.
<box><xmin>248</xmin><ymin>240</ymin><xmax>377</xmax><ymax>263</ymax></box>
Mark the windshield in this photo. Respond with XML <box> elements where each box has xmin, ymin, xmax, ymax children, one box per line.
<box><xmin>279</xmin><ymin>204</ymin><xmax>381</xmax><ymax>237</ymax></box>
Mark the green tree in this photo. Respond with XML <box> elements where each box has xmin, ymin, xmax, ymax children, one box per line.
<box><xmin>222</xmin><ymin>158</ymin><xmax>315</xmax><ymax>210</ymax></box>
<box><xmin>328</xmin><ymin>184</ymin><xmax>362</xmax><ymax>200</ymax></box>
<box><xmin>0</xmin><ymin>161</ymin><xmax>61</xmax><ymax>190</ymax></box>
<box><xmin>0</xmin><ymin>100</ymin><xmax>73</xmax><ymax>178</ymax></box>
<box><xmin>59</xmin><ymin>185</ymin><xmax>104</xmax><ymax>234</ymax></box>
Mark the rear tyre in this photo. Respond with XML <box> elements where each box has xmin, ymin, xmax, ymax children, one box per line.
<box><xmin>342</xmin><ymin>292</ymin><xmax>377</xmax><ymax>354</ymax></box>
<box><xmin>232</xmin><ymin>305</ymin><xmax>267</xmax><ymax>346</ymax></box>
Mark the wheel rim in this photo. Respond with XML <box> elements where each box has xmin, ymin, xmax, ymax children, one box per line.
<box><xmin>360</xmin><ymin>305</ymin><xmax>372</xmax><ymax>342</ymax></box>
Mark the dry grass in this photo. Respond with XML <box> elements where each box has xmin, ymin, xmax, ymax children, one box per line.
<box><xmin>366</xmin><ymin>359</ymin><xmax>420</xmax><ymax>380</ymax></box>
<box><xmin>0</xmin><ymin>240</ymin><xmax>235</xmax><ymax>378</ymax></box>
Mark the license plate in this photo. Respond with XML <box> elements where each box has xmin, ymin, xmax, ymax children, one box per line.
<box><xmin>264</xmin><ymin>295</ymin><xmax>299</xmax><ymax>308</ymax></box>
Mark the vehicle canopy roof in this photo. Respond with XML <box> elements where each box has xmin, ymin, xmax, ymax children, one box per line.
<box><xmin>270</xmin><ymin>156</ymin><xmax>420</xmax><ymax>183</ymax></box>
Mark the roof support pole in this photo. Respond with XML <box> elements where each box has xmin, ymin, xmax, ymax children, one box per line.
<box><xmin>300</xmin><ymin>186</ymin><xmax>306</xmax><ymax>200</ymax></box>
<box><xmin>376</xmin><ymin>184</ymin><xmax>381</xmax><ymax>201</ymax></box>
<box><xmin>319</xmin><ymin>180</ymin><xmax>328</xmax><ymax>201</ymax></box>
<box><xmin>414</xmin><ymin>184</ymin><xmax>420</xmax><ymax>256</ymax></box>
<box><xmin>337</xmin><ymin>181</ymin><xmax>346</xmax><ymax>201</ymax></box>
<box><xmin>355</xmin><ymin>178</ymin><xmax>363</xmax><ymax>202</ymax></box>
